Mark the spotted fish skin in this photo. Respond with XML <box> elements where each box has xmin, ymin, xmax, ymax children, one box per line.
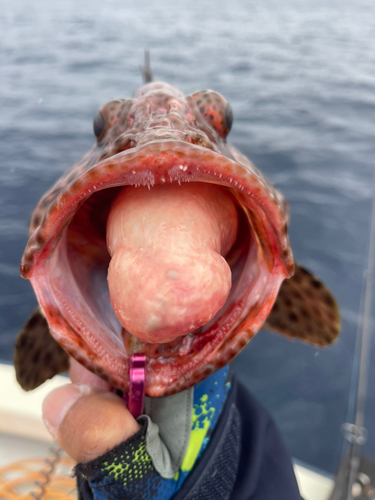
<box><xmin>15</xmin><ymin>307</ymin><xmax>69</xmax><ymax>390</ymax></box>
<box><xmin>17</xmin><ymin>81</ymin><xmax>339</xmax><ymax>397</ymax></box>
<box><xmin>265</xmin><ymin>265</ymin><xmax>340</xmax><ymax>345</ymax></box>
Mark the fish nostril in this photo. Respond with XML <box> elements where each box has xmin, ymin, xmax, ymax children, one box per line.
<box><xmin>190</xmin><ymin>134</ymin><xmax>213</xmax><ymax>150</ymax></box>
<box><xmin>112</xmin><ymin>135</ymin><xmax>137</xmax><ymax>155</ymax></box>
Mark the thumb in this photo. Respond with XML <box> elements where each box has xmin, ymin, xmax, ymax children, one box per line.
<box><xmin>42</xmin><ymin>384</ymin><xmax>140</xmax><ymax>463</ymax></box>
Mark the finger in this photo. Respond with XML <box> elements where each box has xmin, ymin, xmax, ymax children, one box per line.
<box><xmin>43</xmin><ymin>384</ymin><xmax>140</xmax><ymax>463</ymax></box>
<box><xmin>69</xmin><ymin>357</ymin><xmax>112</xmax><ymax>390</ymax></box>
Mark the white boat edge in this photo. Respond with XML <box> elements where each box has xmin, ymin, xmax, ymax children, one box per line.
<box><xmin>293</xmin><ymin>461</ymin><xmax>334</xmax><ymax>500</ymax></box>
<box><xmin>0</xmin><ymin>362</ymin><xmax>334</xmax><ymax>498</ymax></box>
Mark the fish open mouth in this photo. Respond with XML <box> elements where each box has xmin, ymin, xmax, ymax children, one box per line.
<box><xmin>21</xmin><ymin>140</ymin><xmax>293</xmax><ymax>397</ymax></box>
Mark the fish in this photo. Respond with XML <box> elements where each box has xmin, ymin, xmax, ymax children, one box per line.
<box><xmin>15</xmin><ymin>80</ymin><xmax>340</xmax><ymax>397</ymax></box>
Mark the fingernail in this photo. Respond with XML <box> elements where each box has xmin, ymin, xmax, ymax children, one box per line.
<box><xmin>43</xmin><ymin>384</ymin><xmax>92</xmax><ymax>439</ymax></box>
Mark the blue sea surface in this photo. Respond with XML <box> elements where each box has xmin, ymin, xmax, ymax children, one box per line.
<box><xmin>1</xmin><ymin>0</ymin><xmax>374</xmax><ymax>474</ymax></box>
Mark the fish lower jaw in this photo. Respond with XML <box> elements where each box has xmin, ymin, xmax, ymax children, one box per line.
<box><xmin>36</xmin><ymin>221</ymin><xmax>281</xmax><ymax>397</ymax></box>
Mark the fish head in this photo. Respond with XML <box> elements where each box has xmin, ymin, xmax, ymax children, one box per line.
<box><xmin>20</xmin><ymin>82</ymin><xmax>294</xmax><ymax>397</ymax></box>
<box><xmin>90</xmin><ymin>83</ymin><xmax>235</xmax><ymax>156</ymax></box>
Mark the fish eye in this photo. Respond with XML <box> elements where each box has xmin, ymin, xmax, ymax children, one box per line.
<box><xmin>191</xmin><ymin>90</ymin><xmax>233</xmax><ymax>139</ymax></box>
<box><xmin>93</xmin><ymin>110</ymin><xmax>105</xmax><ymax>140</ymax></box>
<box><xmin>224</xmin><ymin>102</ymin><xmax>233</xmax><ymax>134</ymax></box>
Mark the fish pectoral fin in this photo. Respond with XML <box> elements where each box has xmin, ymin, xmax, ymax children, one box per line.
<box><xmin>14</xmin><ymin>307</ymin><xmax>69</xmax><ymax>391</ymax></box>
<box><xmin>264</xmin><ymin>264</ymin><xmax>340</xmax><ymax>346</ymax></box>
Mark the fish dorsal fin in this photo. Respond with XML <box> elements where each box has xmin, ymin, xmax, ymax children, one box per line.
<box><xmin>14</xmin><ymin>307</ymin><xmax>69</xmax><ymax>391</ymax></box>
<box><xmin>264</xmin><ymin>265</ymin><xmax>340</xmax><ymax>346</ymax></box>
<box><xmin>140</xmin><ymin>49</ymin><xmax>153</xmax><ymax>83</ymax></box>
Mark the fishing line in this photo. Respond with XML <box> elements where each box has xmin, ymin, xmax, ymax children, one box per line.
<box><xmin>341</xmin><ymin>176</ymin><xmax>375</xmax><ymax>500</ymax></box>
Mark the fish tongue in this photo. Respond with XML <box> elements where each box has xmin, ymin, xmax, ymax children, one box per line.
<box><xmin>106</xmin><ymin>182</ymin><xmax>238</xmax><ymax>344</ymax></box>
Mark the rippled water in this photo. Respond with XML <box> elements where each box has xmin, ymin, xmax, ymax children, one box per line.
<box><xmin>1</xmin><ymin>0</ymin><xmax>374</xmax><ymax>474</ymax></box>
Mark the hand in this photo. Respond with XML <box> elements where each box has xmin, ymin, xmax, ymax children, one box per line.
<box><xmin>42</xmin><ymin>358</ymin><xmax>140</xmax><ymax>463</ymax></box>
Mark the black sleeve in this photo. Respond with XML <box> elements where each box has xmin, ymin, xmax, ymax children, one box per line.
<box><xmin>172</xmin><ymin>378</ymin><xmax>302</xmax><ymax>500</ymax></box>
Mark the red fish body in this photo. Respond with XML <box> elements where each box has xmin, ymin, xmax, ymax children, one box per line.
<box><xmin>16</xmin><ymin>82</ymin><xmax>339</xmax><ymax>397</ymax></box>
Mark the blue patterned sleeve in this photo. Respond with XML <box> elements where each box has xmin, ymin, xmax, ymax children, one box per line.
<box><xmin>75</xmin><ymin>417</ymin><xmax>170</xmax><ymax>500</ymax></box>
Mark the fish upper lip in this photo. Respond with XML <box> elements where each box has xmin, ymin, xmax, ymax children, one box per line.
<box><xmin>21</xmin><ymin>139</ymin><xmax>292</xmax><ymax>277</ymax></box>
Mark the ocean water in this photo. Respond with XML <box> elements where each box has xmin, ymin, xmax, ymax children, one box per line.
<box><xmin>1</xmin><ymin>0</ymin><xmax>374</xmax><ymax>474</ymax></box>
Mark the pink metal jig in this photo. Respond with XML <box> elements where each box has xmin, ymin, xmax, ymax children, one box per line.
<box><xmin>126</xmin><ymin>354</ymin><xmax>146</xmax><ymax>419</ymax></box>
